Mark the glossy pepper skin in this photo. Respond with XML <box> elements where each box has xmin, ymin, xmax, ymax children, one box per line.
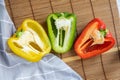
<box><xmin>47</xmin><ymin>12</ymin><xmax>76</xmax><ymax>53</ymax></box>
<box><xmin>74</xmin><ymin>18</ymin><xmax>115</xmax><ymax>59</ymax></box>
<box><xmin>8</xmin><ymin>19</ymin><xmax>51</xmax><ymax>62</ymax></box>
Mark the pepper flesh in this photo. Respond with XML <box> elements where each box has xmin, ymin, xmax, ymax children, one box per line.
<box><xmin>47</xmin><ymin>12</ymin><xmax>76</xmax><ymax>53</ymax></box>
<box><xmin>8</xmin><ymin>19</ymin><xmax>51</xmax><ymax>62</ymax></box>
<box><xmin>74</xmin><ymin>18</ymin><xmax>115</xmax><ymax>59</ymax></box>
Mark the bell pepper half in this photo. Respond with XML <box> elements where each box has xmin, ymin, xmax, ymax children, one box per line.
<box><xmin>47</xmin><ymin>12</ymin><xmax>76</xmax><ymax>53</ymax></box>
<box><xmin>7</xmin><ymin>19</ymin><xmax>51</xmax><ymax>62</ymax></box>
<box><xmin>74</xmin><ymin>18</ymin><xmax>115</xmax><ymax>59</ymax></box>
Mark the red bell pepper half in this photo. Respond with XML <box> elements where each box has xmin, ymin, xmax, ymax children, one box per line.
<box><xmin>74</xmin><ymin>18</ymin><xmax>115</xmax><ymax>59</ymax></box>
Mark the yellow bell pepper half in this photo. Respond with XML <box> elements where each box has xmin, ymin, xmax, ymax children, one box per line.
<box><xmin>8</xmin><ymin>19</ymin><xmax>51</xmax><ymax>62</ymax></box>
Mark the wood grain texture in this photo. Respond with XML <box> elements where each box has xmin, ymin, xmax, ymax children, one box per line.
<box><xmin>71</xmin><ymin>0</ymin><xmax>94</xmax><ymax>34</ymax></box>
<box><xmin>110</xmin><ymin>0</ymin><xmax>120</xmax><ymax>52</ymax></box>
<box><xmin>5</xmin><ymin>0</ymin><xmax>120</xmax><ymax>79</ymax></box>
<box><xmin>82</xmin><ymin>56</ymin><xmax>106</xmax><ymax>80</ymax></box>
<box><xmin>67</xmin><ymin>60</ymin><xmax>85</xmax><ymax>79</ymax></box>
<box><xmin>50</xmin><ymin>0</ymin><xmax>72</xmax><ymax>13</ymax></box>
<box><xmin>30</xmin><ymin>0</ymin><xmax>52</xmax><ymax>33</ymax></box>
<box><xmin>8</xmin><ymin>0</ymin><xmax>34</xmax><ymax>28</ymax></box>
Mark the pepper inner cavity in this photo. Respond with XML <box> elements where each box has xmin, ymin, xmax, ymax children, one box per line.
<box><xmin>55</xmin><ymin>18</ymin><xmax>72</xmax><ymax>47</ymax></box>
<box><xmin>80</xmin><ymin>29</ymin><xmax>105</xmax><ymax>51</ymax></box>
<box><xmin>59</xmin><ymin>29</ymin><xmax>65</xmax><ymax>47</ymax></box>
<box><xmin>51</xmin><ymin>17</ymin><xmax>58</xmax><ymax>37</ymax></box>
<box><xmin>14</xmin><ymin>28</ymin><xmax>44</xmax><ymax>53</ymax></box>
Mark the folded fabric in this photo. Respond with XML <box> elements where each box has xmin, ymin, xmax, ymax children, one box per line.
<box><xmin>0</xmin><ymin>0</ymin><xmax>82</xmax><ymax>80</ymax></box>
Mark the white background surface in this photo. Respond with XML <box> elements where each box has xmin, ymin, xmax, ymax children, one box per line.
<box><xmin>117</xmin><ymin>0</ymin><xmax>120</xmax><ymax>15</ymax></box>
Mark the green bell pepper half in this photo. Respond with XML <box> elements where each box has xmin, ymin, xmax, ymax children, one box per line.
<box><xmin>47</xmin><ymin>12</ymin><xmax>76</xmax><ymax>53</ymax></box>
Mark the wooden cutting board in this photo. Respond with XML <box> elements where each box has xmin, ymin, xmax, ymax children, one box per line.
<box><xmin>5</xmin><ymin>0</ymin><xmax>120</xmax><ymax>79</ymax></box>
